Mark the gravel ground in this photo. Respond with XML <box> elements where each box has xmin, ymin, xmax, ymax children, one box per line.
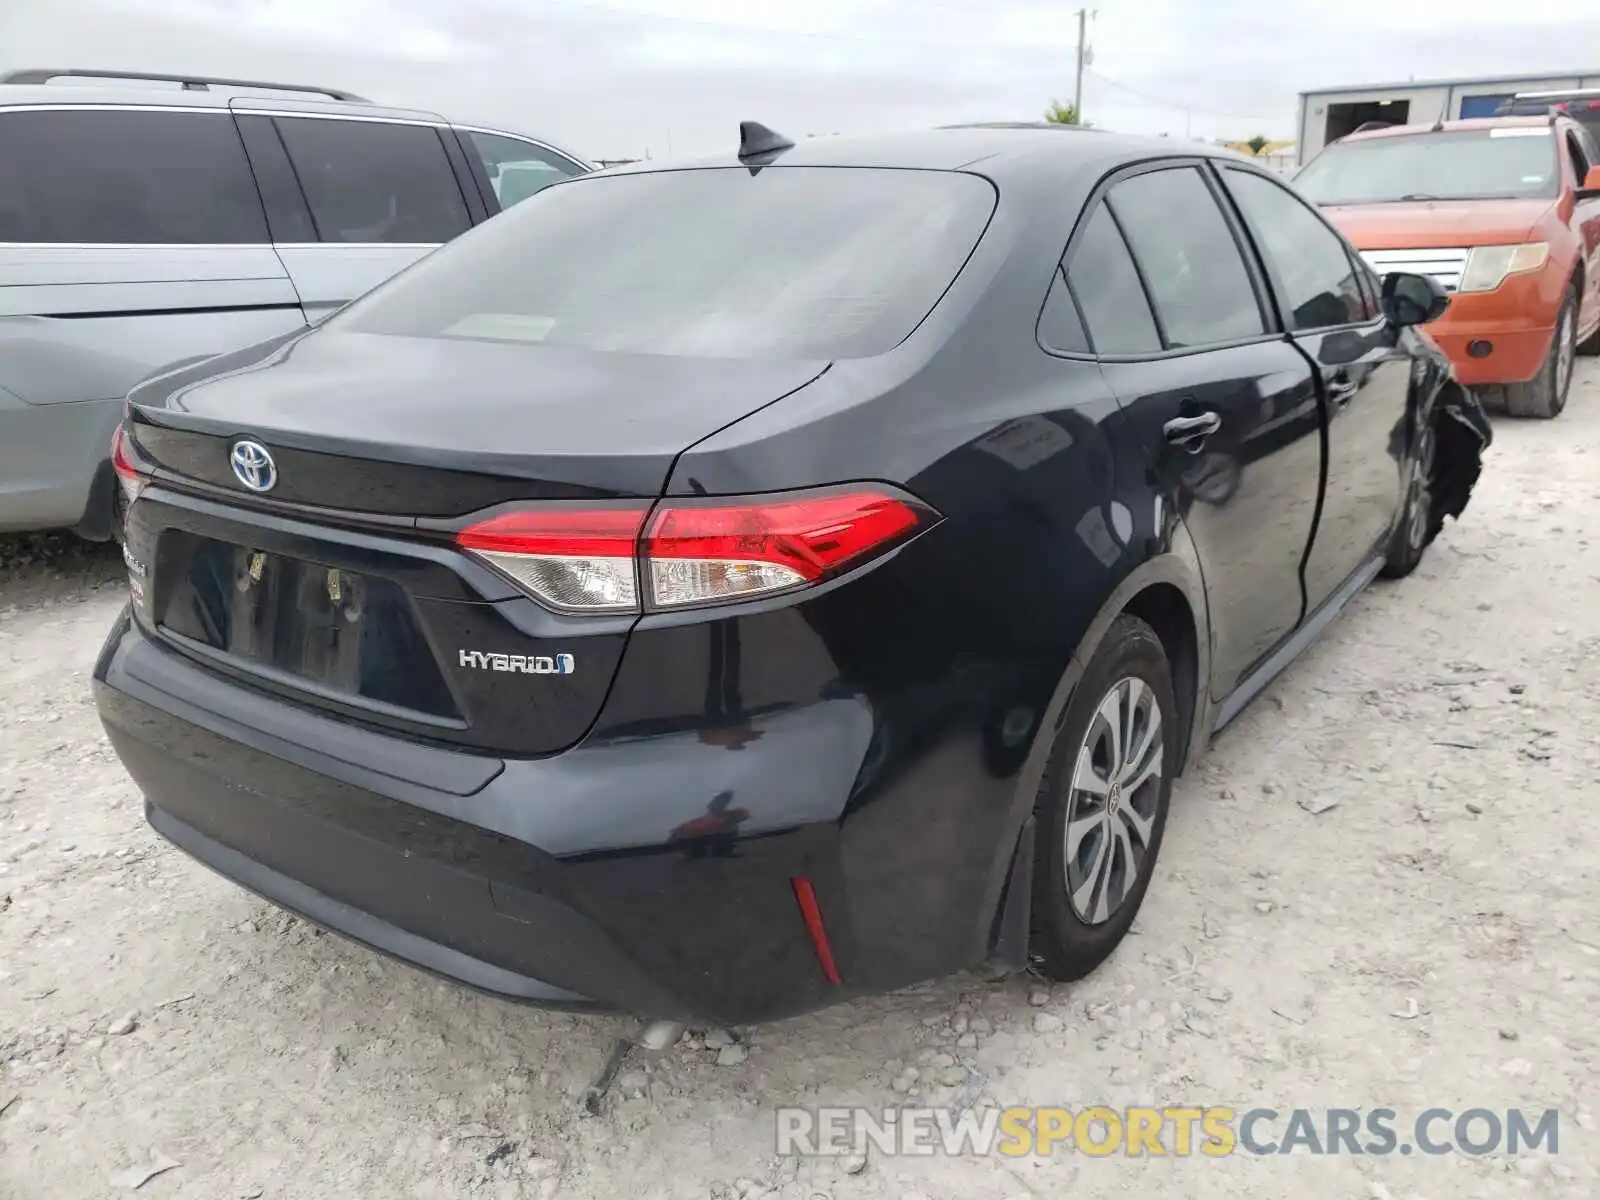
<box><xmin>2</xmin><ymin>368</ymin><xmax>1598</xmax><ymax>1200</ymax></box>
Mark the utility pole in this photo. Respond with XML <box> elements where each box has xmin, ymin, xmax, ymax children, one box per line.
<box><xmin>1072</xmin><ymin>7</ymin><xmax>1088</xmax><ymax>123</ymax></box>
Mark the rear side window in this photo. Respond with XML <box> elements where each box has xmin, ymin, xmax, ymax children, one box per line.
<box><xmin>275</xmin><ymin>118</ymin><xmax>471</xmax><ymax>244</ymax></box>
<box><xmin>466</xmin><ymin>131</ymin><xmax>584</xmax><ymax>210</ymax></box>
<box><xmin>330</xmin><ymin>167</ymin><xmax>996</xmax><ymax>360</ymax></box>
<box><xmin>0</xmin><ymin>109</ymin><xmax>267</xmax><ymax>244</ymax></box>
<box><xmin>1223</xmin><ymin>168</ymin><xmax>1374</xmax><ymax>329</ymax></box>
<box><xmin>1037</xmin><ymin>268</ymin><xmax>1090</xmax><ymax>353</ymax></box>
<box><xmin>1064</xmin><ymin>205</ymin><xmax>1161</xmax><ymax>355</ymax></box>
<box><xmin>1106</xmin><ymin>167</ymin><xmax>1267</xmax><ymax>348</ymax></box>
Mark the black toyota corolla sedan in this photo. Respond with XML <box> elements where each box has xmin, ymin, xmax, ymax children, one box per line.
<box><xmin>95</xmin><ymin>122</ymin><xmax>1491</xmax><ymax>1026</ymax></box>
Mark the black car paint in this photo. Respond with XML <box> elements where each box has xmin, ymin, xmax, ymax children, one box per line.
<box><xmin>94</xmin><ymin>129</ymin><xmax>1490</xmax><ymax>1024</ymax></box>
<box><xmin>134</xmin><ymin>333</ymin><xmax>833</xmax><ymax>506</ymax></box>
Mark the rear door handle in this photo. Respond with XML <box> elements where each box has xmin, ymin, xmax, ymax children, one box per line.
<box><xmin>1163</xmin><ymin>411</ymin><xmax>1222</xmax><ymax>452</ymax></box>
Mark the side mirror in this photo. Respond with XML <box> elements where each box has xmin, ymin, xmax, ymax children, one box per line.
<box><xmin>1577</xmin><ymin>164</ymin><xmax>1600</xmax><ymax>201</ymax></box>
<box><xmin>1382</xmin><ymin>271</ymin><xmax>1450</xmax><ymax>328</ymax></box>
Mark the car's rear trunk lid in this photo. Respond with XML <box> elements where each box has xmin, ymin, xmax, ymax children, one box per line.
<box><xmin>121</xmin><ymin>331</ymin><xmax>829</xmax><ymax>757</ymax></box>
<box><xmin>131</xmin><ymin>331</ymin><xmax>830</xmax><ymax>512</ymax></box>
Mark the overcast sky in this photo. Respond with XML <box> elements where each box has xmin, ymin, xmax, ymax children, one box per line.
<box><xmin>0</xmin><ymin>0</ymin><xmax>1588</xmax><ymax>159</ymax></box>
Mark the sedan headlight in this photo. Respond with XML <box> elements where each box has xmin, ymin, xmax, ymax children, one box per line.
<box><xmin>1458</xmin><ymin>242</ymin><xmax>1549</xmax><ymax>293</ymax></box>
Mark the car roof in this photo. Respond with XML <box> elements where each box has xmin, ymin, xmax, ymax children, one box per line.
<box><xmin>0</xmin><ymin>79</ymin><xmax>444</xmax><ymax>125</ymax></box>
<box><xmin>598</xmin><ymin>124</ymin><xmax>1256</xmax><ymax>185</ymax></box>
<box><xmin>1340</xmin><ymin>115</ymin><xmax>1557</xmax><ymax>143</ymax></box>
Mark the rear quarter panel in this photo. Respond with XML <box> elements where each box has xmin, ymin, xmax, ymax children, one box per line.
<box><xmin>636</xmin><ymin>160</ymin><xmax>1211</xmax><ymax>989</ymax></box>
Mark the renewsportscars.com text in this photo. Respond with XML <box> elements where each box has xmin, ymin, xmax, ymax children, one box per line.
<box><xmin>775</xmin><ymin>1106</ymin><xmax>1561</xmax><ymax>1158</ymax></box>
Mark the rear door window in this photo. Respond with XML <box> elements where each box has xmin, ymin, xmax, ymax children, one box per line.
<box><xmin>0</xmin><ymin>108</ymin><xmax>267</xmax><ymax>243</ymax></box>
<box><xmin>275</xmin><ymin>117</ymin><xmax>471</xmax><ymax>244</ymax></box>
<box><xmin>1223</xmin><ymin>168</ymin><xmax>1374</xmax><ymax>329</ymax></box>
<box><xmin>330</xmin><ymin>166</ymin><xmax>996</xmax><ymax>360</ymax></box>
<box><xmin>1063</xmin><ymin>205</ymin><xmax>1161</xmax><ymax>355</ymax></box>
<box><xmin>465</xmin><ymin>131</ymin><xmax>584</xmax><ymax>210</ymax></box>
<box><xmin>1105</xmin><ymin>166</ymin><xmax>1267</xmax><ymax>348</ymax></box>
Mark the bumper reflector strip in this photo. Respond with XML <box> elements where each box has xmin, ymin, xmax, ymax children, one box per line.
<box><xmin>791</xmin><ymin>876</ymin><xmax>842</xmax><ymax>986</ymax></box>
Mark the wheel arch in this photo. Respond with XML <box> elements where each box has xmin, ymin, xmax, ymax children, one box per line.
<box><xmin>984</xmin><ymin>541</ymin><xmax>1214</xmax><ymax>967</ymax></box>
<box><xmin>1121</xmin><ymin>583</ymin><xmax>1203</xmax><ymax>771</ymax></box>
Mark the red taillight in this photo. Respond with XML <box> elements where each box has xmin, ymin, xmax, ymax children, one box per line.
<box><xmin>644</xmin><ymin>490</ymin><xmax>924</xmax><ymax>608</ymax></box>
<box><xmin>457</xmin><ymin>505</ymin><xmax>647</xmax><ymax>613</ymax></box>
<box><xmin>110</xmin><ymin>422</ymin><xmax>148</xmax><ymax>506</ymax></box>
<box><xmin>454</xmin><ymin>486</ymin><xmax>934</xmax><ymax>614</ymax></box>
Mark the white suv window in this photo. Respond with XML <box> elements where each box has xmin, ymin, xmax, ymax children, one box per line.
<box><xmin>466</xmin><ymin>132</ymin><xmax>583</xmax><ymax>210</ymax></box>
<box><xmin>275</xmin><ymin>117</ymin><xmax>471</xmax><ymax>245</ymax></box>
<box><xmin>0</xmin><ymin>109</ymin><xmax>267</xmax><ymax>244</ymax></box>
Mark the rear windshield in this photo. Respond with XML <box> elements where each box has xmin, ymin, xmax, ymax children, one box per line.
<box><xmin>329</xmin><ymin>166</ymin><xmax>996</xmax><ymax>360</ymax></box>
<box><xmin>1295</xmin><ymin>128</ymin><xmax>1559</xmax><ymax>205</ymax></box>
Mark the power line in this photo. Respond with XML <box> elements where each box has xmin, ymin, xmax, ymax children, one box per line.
<box><xmin>1084</xmin><ymin>67</ymin><xmax>1283</xmax><ymax>122</ymax></box>
<box><xmin>519</xmin><ymin>0</ymin><xmax>1079</xmax><ymax>53</ymax></box>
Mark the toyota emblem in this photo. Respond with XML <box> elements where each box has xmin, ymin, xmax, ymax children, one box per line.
<box><xmin>230</xmin><ymin>440</ymin><xmax>278</xmax><ymax>493</ymax></box>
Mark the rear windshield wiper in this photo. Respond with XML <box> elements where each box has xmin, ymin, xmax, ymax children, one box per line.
<box><xmin>1397</xmin><ymin>192</ymin><xmax>1443</xmax><ymax>201</ymax></box>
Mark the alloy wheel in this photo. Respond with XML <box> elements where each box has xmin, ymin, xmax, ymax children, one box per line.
<box><xmin>1064</xmin><ymin>677</ymin><xmax>1165</xmax><ymax>925</ymax></box>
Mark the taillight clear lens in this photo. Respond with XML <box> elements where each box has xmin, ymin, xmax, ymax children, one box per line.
<box><xmin>454</xmin><ymin>487</ymin><xmax>934</xmax><ymax>614</ymax></box>
<box><xmin>644</xmin><ymin>490</ymin><xmax>927</xmax><ymax>608</ymax></box>
<box><xmin>456</xmin><ymin>506</ymin><xmax>647</xmax><ymax>613</ymax></box>
<box><xmin>110</xmin><ymin>422</ymin><xmax>148</xmax><ymax>507</ymax></box>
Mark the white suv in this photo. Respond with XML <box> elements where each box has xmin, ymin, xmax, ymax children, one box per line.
<box><xmin>0</xmin><ymin>67</ymin><xmax>591</xmax><ymax>538</ymax></box>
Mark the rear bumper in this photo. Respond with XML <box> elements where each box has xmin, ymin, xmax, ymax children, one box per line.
<box><xmin>1425</xmin><ymin>266</ymin><xmax>1565</xmax><ymax>386</ymax></box>
<box><xmin>148</xmin><ymin>804</ymin><xmax>599</xmax><ymax>1007</ymax></box>
<box><xmin>93</xmin><ymin>608</ymin><xmax>909</xmax><ymax>1024</ymax></box>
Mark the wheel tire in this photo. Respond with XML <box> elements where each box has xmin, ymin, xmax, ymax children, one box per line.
<box><xmin>1504</xmin><ymin>285</ymin><xmax>1577</xmax><ymax>419</ymax></box>
<box><xmin>1028</xmin><ymin>614</ymin><xmax>1176</xmax><ymax>982</ymax></box>
<box><xmin>1380</xmin><ymin>409</ymin><xmax>1437</xmax><ymax>580</ymax></box>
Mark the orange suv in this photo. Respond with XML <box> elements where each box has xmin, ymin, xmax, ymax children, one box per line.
<box><xmin>1295</xmin><ymin>115</ymin><xmax>1600</xmax><ymax>418</ymax></box>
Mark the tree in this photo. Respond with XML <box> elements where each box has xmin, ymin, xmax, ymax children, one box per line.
<box><xmin>1044</xmin><ymin>100</ymin><xmax>1082</xmax><ymax>126</ymax></box>
<box><xmin>1246</xmin><ymin>134</ymin><xmax>1270</xmax><ymax>156</ymax></box>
